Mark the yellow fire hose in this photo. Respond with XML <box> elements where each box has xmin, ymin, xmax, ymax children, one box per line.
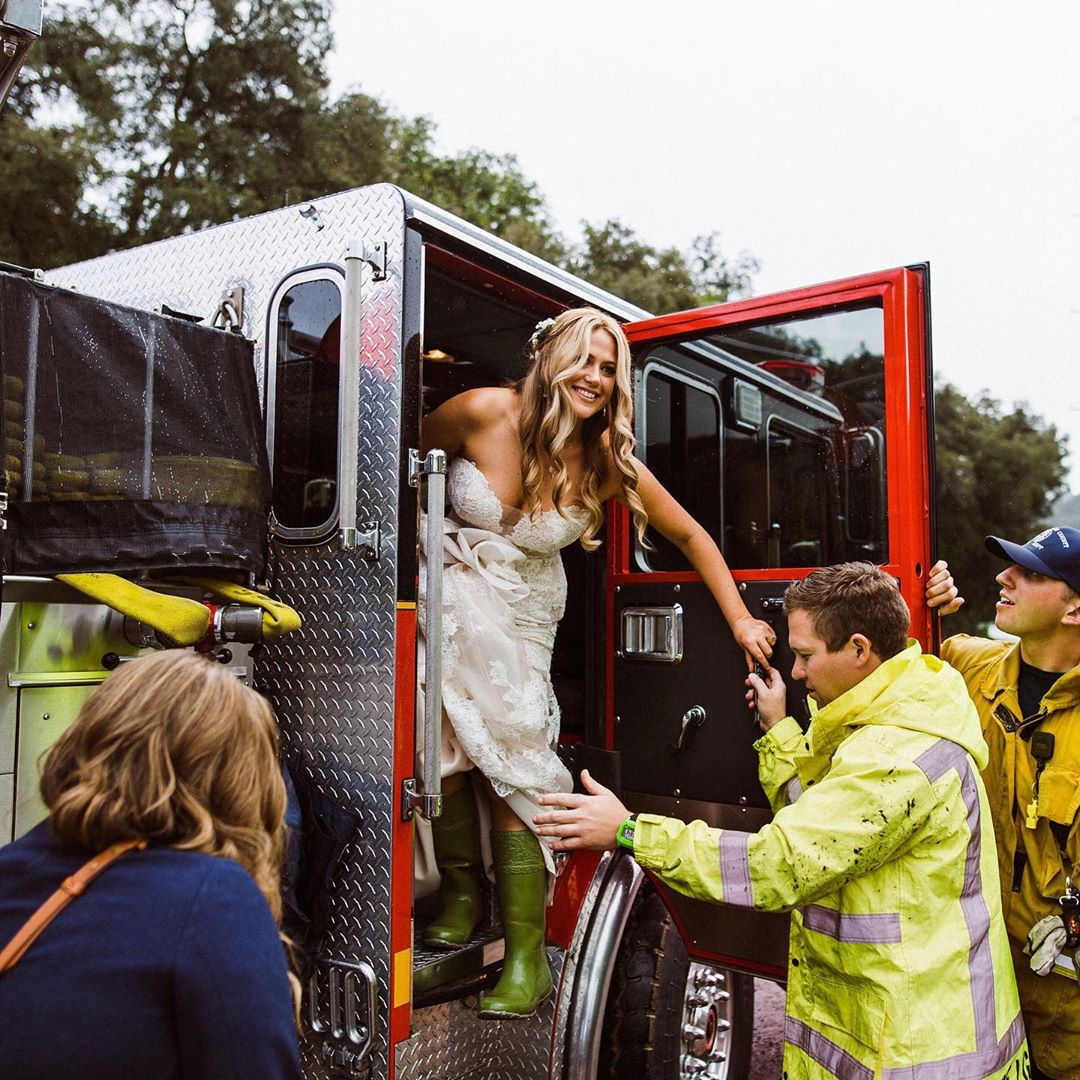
<box><xmin>55</xmin><ymin>573</ymin><xmax>301</xmax><ymax>647</ymax></box>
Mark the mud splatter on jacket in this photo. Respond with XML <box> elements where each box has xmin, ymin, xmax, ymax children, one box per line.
<box><xmin>943</xmin><ymin>634</ymin><xmax>1080</xmax><ymax>1080</ymax></box>
<box><xmin>634</xmin><ymin>642</ymin><xmax>1027</xmax><ymax>1079</ymax></box>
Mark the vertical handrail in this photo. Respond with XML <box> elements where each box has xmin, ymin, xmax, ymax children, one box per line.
<box><xmin>338</xmin><ymin>245</ymin><xmax>365</xmax><ymax>549</ymax></box>
<box><xmin>409</xmin><ymin>447</ymin><xmax>447</xmax><ymax>820</ymax></box>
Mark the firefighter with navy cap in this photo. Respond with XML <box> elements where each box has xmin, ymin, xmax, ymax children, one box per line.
<box><xmin>929</xmin><ymin>527</ymin><xmax>1080</xmax><ymax>1080</ymax></box>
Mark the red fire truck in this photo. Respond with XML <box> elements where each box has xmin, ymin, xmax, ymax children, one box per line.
<box><xmin>0</xmin><ymin>74</ymin><xmax>936</xmax><ymax>1069</ymax></box>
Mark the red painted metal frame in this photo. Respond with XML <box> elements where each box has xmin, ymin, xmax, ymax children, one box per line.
<box><xmin>389</xmin><ymin>605</ymin><xmax>418</xmax><ymax>1055</ymax></box>
<box><xmin>603</xmin><ymin>267</ymin><xmax>933</xmax><ymax>749</ymax></box>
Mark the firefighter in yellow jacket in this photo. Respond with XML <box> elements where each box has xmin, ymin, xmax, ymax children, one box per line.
<box><xmin>930</xmin><ymin>527</ymin><xmax>1080</xmax><ymax>1080</ymax></box>
<box><xmin>536</xmin><ymin>562</ymin><xmax>1027</xmax><ymax>1080</ymax></box>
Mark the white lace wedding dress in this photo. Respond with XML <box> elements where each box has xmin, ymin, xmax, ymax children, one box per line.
<box><xmin>417</xmin><ymin>457</ymin><xmax>582</xmax><ymax>874</ymax></box>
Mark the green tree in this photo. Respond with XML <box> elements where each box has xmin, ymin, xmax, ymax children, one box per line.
<box><xmin>566</xmin><ymin>220</ymin><xmax>756</xmax><ymax>316</ymax></box>
<box><xmin>2</xmin><ymin>0</ymin><xmax>743</xmax><ymax>301</ymax></box>
<box><xmin>96</xmin><ymin>0</ymin><xmax>333</xmax><ymax>244</ymax></box>
<box><xmin>2</xmin><ymin>0</ymin><xmax>574</xmax><ymax>269</ymax></box>
<box><xmin>0</xmin><ymin>6</ymin><xmax>123</xmax><ymax>265</ymax></box>
<box><xmin>0</xmin><ymin>113</ymin><xmax>117</xmax><ymax>266</ymax></box>
<box><xmin>568</xmin><ymin>219</ymin><xmax>698</xmax><ymax>313</ymax></box>
<box><xmin>935</xmin><ymin>383</ymin><xmax>1069</xmax><ymax>633</ymax></box>
<box><xmin>2</xmin><ymin>0</ymin><xmax>334</xmax><ymax>264</ymax></box>
<box><xmin>386</xmin><ymin>116</ymin><xmax>566</xmax><ymax>263</ymax></box>
<box><xmin>687</xmin><ymin>231</ymin><xmax>760</xmax><ymax>307</ymax></box>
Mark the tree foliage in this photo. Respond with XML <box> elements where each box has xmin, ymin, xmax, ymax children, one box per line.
<box><xmin>1</xmin><ymin>0</ymin><xmax>731</xmax><ymax>308</ymax></box>
<box><xmin>3</xmin><ymin>0</ymin><xmax>334</xmax><ymax>258</ymax></box>
<box><xmin>935</xmin><ymin>383</ymin><xmax>1070</xmax><ymax>632</ymax></box>
<box><xmin>566</xmin><ymin>221</ymin><xmax>756</xmax><ymax>315</ymax></box>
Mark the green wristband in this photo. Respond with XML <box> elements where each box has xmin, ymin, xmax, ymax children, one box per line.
<box><xmin>616</xmin><ymin>814</ymin><xmax>638</xmax><ymax>852</ymax></box>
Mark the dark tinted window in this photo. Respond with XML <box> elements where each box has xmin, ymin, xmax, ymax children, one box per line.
<box><xmin>634</xmin><ymin>303</ymin><xmax>888</xmax><ymax>573</ymax></box>
<box><xmin>766</xmin><ymin>421</ymin><xmax>833</xmax><ymax>567</ymax></box>
<box><xmin>270</xmin><ymin>277</ymin><xmax>341</xmax><ymax>532</ymax></box>
<box><xmin>715</xmin><ymin>304</ymin><xmax>888</xmax><ymax>567</ymax></box>
<box><xmin>641</xmin><ymin>367</ymin><xmax>721</xmax><ymax>571</ymax></box>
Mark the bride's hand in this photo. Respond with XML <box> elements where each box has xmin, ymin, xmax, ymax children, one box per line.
<box><xmin>734</xmin><ymin>615</ymin><xmax>775</xmax><ymax>671</ymax></box>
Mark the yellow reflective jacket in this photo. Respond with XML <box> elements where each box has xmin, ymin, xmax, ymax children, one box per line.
<box><xmin>634</xmin><ymin>642</ymin><xmax>1027</xmax><ymax>1079</ymax></box>
<box><xmin>943</xmin><ymin>634</ymin><xmax>1080</xmax><ymax>1080</ymax></box>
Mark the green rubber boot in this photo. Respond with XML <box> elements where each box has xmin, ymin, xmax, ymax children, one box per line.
<box><xmin>422</xmin><ymin>785</ymin><xmax>482</xmax><ymax>950</ymax></box>
<box><xmin>478</xmin><ymin>830</ymin><xmax>552</xmax><ymax>1019</ymax></box>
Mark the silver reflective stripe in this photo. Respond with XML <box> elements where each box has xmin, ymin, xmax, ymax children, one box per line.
<box><xmin>785</xmin><ymin>1015</ymin><xmax>874</xmax><ymax>1080</ymax></box>
<box><xmin>914</xmin><ymin>739</ymin><xmax>996</xmax><ymax>1054</ymax></box>
<box><xmin>788</xmin><ymin>1009</ymin><xmax>1026</xmax><ymax>1080</ymax></box>
<box><xmin>718</xmin><ymin>831</ymin><xmax>753</xmax><ymax>907</ymax></box>
<box><xmin>881</xmin><ymin>1011</ymin><xmax>1026</xmax><ymax>1079</ymax></box>
<box><xmin>786</xmin><ymin>775</ymin><xmax>803</xmax><ymax>805</ymax></box>
<box><xmin>802</xmin><ymin>904</ymin><xmax>902</xmax><ymax>944</ymax></box>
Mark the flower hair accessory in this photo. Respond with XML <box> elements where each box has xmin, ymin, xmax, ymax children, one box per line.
<box><xmin>529</xmin><ymin>317</ymin><xmax>556</xmax><ymax>351</ymax></box>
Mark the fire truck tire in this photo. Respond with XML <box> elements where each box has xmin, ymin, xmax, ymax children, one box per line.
<box><xmin>598</xmin><ymin>885</ymin><xmax>753</xmax><ymax>1080</ymax></box>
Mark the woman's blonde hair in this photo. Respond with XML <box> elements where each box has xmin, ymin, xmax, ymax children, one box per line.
<box><xmin>518</xmin><ymin>307</ymin><xmax>648</xmax><ymax>550</ymax></box>
<box><xmin>40</xmin><ymin>650</ymin><xmax>287</xmax><ymax>924</ymax></box>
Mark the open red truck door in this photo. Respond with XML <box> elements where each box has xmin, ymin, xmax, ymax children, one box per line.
<box><xmin>607</xmin><ymin>265</ymin><xmax>935</xmax><ymax>975</ymax></box>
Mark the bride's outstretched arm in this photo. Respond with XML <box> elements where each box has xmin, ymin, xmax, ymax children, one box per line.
<box><xmin>616</xmin><ymin>457</ymin><xmax>775</xmax><ymax>670</ymax></box>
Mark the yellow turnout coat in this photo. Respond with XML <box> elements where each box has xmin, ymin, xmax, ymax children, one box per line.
<box><xmin>634</xmin><ymin>642</ymin><xmax>1027</xmax><ymax>1079</ymax></box>
<box><xmin>943</xmin><ymin>634</ymin><xmax>1080</xmax><ymax>1080</ymax></box>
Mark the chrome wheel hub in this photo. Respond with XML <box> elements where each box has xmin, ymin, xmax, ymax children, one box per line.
<box><xmin>679</xmin><ymin>962</ymin><xmax>734</xmax><ymax>1079</ymax></box>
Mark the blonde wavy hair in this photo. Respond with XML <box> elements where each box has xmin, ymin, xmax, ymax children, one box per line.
<box><xmin>41</xmin><ymin>650</ymin><xmax>287</xmax><ymax>924</ymax></box>
<box><xmin>518</xmin><ymin>308</ymin><xmax>648</xmax><ymax>551</ymax></box>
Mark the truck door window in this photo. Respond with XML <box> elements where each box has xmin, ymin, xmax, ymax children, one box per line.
<box><xmin>765</xmin><ymin>420</ymin><xmax>834</xmax><ymax>567</ymax></box>
<box><xmin>266</xmin><ymin>271</ymin><xmax>343</xmax><ymax>537</ymax></box>
<box><xmin>639</xmin><ymin>364</ymin><xmax>722</xmax><ymax>571</ymax></box>
<box><xmin>713</xmin><ymin>303</ymin><xmax>888</xmax><ymax>567</ymax></box>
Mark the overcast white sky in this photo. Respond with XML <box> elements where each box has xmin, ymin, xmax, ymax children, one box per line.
<box><xmin>330</xmin><ymin>1</ymin><xmax>1080</xmax><ymax>487</ymax></box>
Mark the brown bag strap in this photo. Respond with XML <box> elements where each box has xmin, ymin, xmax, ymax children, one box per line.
<box><xmin>0</xmin><ymin>838</ymin><xmax>147</xmax><ymax>975</ymax></box>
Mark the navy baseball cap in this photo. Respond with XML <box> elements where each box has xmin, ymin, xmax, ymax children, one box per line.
<box><xmin>985</xmin><ymin>527</ymin><xmax>1080</xmax><ymax>595</ymax></box>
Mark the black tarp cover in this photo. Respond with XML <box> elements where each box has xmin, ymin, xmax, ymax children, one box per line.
<box><xmin>0</xmin><ymin>272</ymin><xmax>270</xmax><ymax>576</ymax></box>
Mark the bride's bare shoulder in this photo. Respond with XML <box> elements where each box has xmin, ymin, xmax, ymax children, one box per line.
<box><xmin>441</xmin><ymin>386</ymin><xmax>516</xmax><ymax>425</ymax></box>
<box><xmin>423</xmin><ymin>386</ymin><xmax>518</xmax><ymax>455</ymax></box>
<box><xmin>466</xmin><ymin>385</ymin><xmax>516</xmax><ymax>417</ymax></box>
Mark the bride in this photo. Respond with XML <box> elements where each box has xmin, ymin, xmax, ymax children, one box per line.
<box><xmin>418</xmin><ymin>307</ymin><xmax>774</xmax><ymax>1018</ymax></box>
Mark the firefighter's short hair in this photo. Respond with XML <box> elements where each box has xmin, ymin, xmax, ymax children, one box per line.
<box><xmin>783</xmin><ymin>562</ymin><xmax>910</xmax><ymax>659</ymax></box>
<box><xmin>40</xmin><ymin>649</ymin><xmax>287</xmax><ymax>924</ymax></box>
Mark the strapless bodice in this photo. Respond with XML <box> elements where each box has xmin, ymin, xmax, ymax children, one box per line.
<box><xmin>447</xmin><ymin>457</ymin><xmax>587</xmax><ymax>558</ymax></box>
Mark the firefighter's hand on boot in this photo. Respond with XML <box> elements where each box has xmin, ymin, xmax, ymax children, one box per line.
<box><xmin>926</xmin><ymin>560</ymin><xmax>965</xmax><ymax>617</ymax></box>
<box><xmin>747</xmin><ymin>665</ymin><xmax>787</xmax><ymax>733</ymax></box>
<box><xmin>1025</xmin><ymin>914</ymin><xmax>1068</xmax><ymax>976</ymax></box>
<box><xmin>534</xmin><ymin>770</ymin><xmax>628</xmax><ymax>852</ymax></box>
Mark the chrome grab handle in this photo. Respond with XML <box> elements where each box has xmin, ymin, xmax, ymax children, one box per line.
<box><xmin>620</xmin><ymin>604</ymin><xmax>684</xmax><ymax>663</ymax></box>
<box><xmin>308</xmin><ymin>958</ymin><xmax>377</xmax><ymax>1076</ymax></box>
<box><xmin>337</xmin><ymin>245</ymin><xmax>365</xmax><ymax>552</ymax></box>
<box><xmin>337</xmin><ymin>244</ymin><xmax>384</xmax><ymax>560</ymax></box>
<box><xmin>408</xmin><ymin>447</ymin><xmax>447</xmax><ymax>820</ymax></box>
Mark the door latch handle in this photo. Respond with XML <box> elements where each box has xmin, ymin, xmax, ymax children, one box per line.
<box><xmin>669</xmin><ymin>706</ymin><xmax>707</xmax><ymax>756</ymax></box>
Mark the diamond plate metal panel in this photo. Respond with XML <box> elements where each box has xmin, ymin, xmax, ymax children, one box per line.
<box><xmin>48</xmin><ymin>185</ymin><xmax>573</xmax><ymax>1079</ymax></box>
<box><xmin>396</xmin><ymin>950</ymin><xmax>565</xmax><ymax>1080</ymax></box>
<box><xmin>50</xmin><ymin>187</ymin><xmax>408</xmax><ymax>1080</ymax></box>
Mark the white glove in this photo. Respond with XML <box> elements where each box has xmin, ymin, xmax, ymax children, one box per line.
<box><xmin>1025</xmin><ymin>914</ymin><xmax>1069</xmax><ymax>977</ymax></box>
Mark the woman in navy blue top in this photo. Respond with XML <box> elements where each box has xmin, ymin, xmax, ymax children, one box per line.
<box><xmin>0</xmin><ymin>650</ymin><xmax>302</xmax><ymax>1080</ymax></box>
